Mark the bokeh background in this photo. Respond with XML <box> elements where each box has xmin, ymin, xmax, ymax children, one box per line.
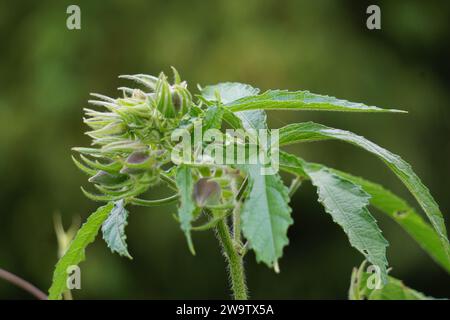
<box><xmin>1</xmin><ymin>0</ymin><xmax>449</xmax><ymax>299</ymax></box>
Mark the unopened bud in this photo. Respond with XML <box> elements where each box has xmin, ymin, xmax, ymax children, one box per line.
<box><xmin>89</xmin><ymin>170</ymin><xmax>128</xmax><ymax>186</ymax></box>
<box><xmin>193</xmin><ymin>178</ymin><xmax>221</xmax><ymax>207</ymax></box>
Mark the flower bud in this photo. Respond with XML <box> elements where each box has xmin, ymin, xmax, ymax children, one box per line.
<box><xmin>120</xmin><ymin>151</ymin><xmax>154</xmax><ymax>175</ymax></box>
<box><xmin>86</xmin><ymin>121</ymin><xmax>126</xmax><ymax>139</ymax></box>
<box><xmin>88</xmin><ymin>170</ymin><xmax>128</xmax><ymax>186</ymax></box>
<box><xmin>193</xmin><ymin>178</ymin><xmax>221</xmax><ymax>207</ymax></box>
<box><xmin>75</xmin><ymin>70</ymin><xmax>193</xmax><ymax>202</ymax></box>
<box><xmin>125</xmin><ymin>151</ymin><xmax>152</xmax><ymax>168</ymax></box>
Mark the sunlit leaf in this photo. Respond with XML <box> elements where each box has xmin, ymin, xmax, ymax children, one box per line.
<box><xmin>48</xmin><ymin>202</ymin><xmax>114</xmax><ymax>300</ymax></box>
<box><xmin>228</xmin><ymin>90</ymin><xmax>405</xmax><ymax>113</ymax></box>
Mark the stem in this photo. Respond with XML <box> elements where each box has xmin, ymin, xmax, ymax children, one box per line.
<box><xmin>232</xmin><ymin>201</ymin><xmax>242</xmax><ymax>243</ymax></box>
<box><xmin>63</xmin><ymin>289</ymin><xmax>73</xmax><ymax>300</ymax></box>
<box><xmin>231</xmin><ymin>177</ymin><xmax>242</xmax><ymax>244</ymax></box>
<box><xmin>216</xmin><ymin>218</ymin><xmax>248</xmax><ymax>300</ymax></box>
<box><xmin>0</xmin><ymin>268</ymin><xmax>47</xmax><ymax>300</ymax></box>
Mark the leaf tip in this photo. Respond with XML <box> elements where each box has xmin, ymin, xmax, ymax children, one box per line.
<box><xmin>390</xmin><ymin>108</ymin><xmax>408</xmax><ymax>114</ymax></box>
<box><xmin>274</xmin><ymin>261</ymin><xmax>280</xmax><ymax>274</ymax></box>
<box><xmin>187</xmin><ymin>235</ymin><xmax>196</xmax><ymax>256</ymax></box>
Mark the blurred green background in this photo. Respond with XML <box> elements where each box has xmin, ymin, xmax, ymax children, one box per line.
<box><xmin>1</xmin><ymin>0</ymin><xmax>449</xmax><ymax>299</ymax></box>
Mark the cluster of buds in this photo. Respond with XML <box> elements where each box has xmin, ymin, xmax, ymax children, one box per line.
<box><xmin>73</xmin><ymin>69</ymin><xmax>193</xmax><ymax>202</ymax></box>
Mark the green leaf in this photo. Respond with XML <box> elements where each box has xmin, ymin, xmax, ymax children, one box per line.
<box><xmin>222</xmin><ymin>89</ymin><xmax>292</xmax><ymax>271</ymax></box>
<box><xmin>200</xmin><ymin>82</ymin><xmax>268</xmax><ymax>135</ymax></box>
<box><xmin>304</xmin><ymin>164</ymin><xmax>389</xmax><ymax>283</ymax></box>
<box><xmin>279</xmin><ymin>151</ymin><xmax>308</xmax><ymax>179</ymax></box>
<box><xmin>203</xmin><ymin>105</ymin><xmax>224</xmax><ymax>130</ymax></box>
<box><xmin>228</xmin><ymin>90</ymin><xmax>406</xmax><ymax>113</ymax></box>
<box><xmin>175</xmin><ymin>165</ymin><xmax>196</xmax><ymax>255</ymax></box>
<box><xmin>234</xmin><ymin>105</ymin><xmax>268</xmax><ymax>148</ymax></box>
<box><xmin>229</xmin><ymin>90</ymin><xmax>293</xmax><ymax>271</ymax></box>
<box><xmin>235</xmin><ymin>109</ymin><xmax>267</xmax><ymax>131</ymax></box>
<box><xmin>366</xmin><ymin>278</ymin><xmax>430</xmax><ymax>300</ymax></box>
<box><xmin>349</xmin><ymin>262</ymin><xmax>433</xmax><ymax>300</ymax></box>
<box><xmin>279</xmin><ymin>152</ymin><xmax>450</xmax><ymax>273</ymax></box>
<box><xmin>201</xmin><ymin>82</ymin><xmax>266</xmax><ymax>132</ymax></box>
<box><xmin>102</xmin><ymin>199</ymin><xmax>132</xmax><ymax>259</ymax></box>
<box><xmin>200</xmin><ymin>82</ymin><xmax>259</xmax><ymax>104</ymax></box>
<box><xmin>222</xmin><ymin>108</ymin><xmax>245</xmax><ymax>129</ymax></box>
<box><xmin>48</xmin><ymin>202</ymin><xmax>114</xmax><ymax>300</ymax></box>
<box><xmin>240</xmin><ymin>164</ymin><xmax>293</xmax><ymax>271</ymax></box>
<box><xmin>333</xmin><ymin>170</ymin><xmax>450</xmax><ymax>274</ymax></box>
<box><xmin>278</xmin><ymin>121</ymin><xmax>450</xmax><ymax>259</ymax></box>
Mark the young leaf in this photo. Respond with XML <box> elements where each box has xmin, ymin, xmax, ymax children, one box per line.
<box><xmin>200</xmin><ymin>82</ymin><xmax>260</xmax><ymax>104</ymax></box>
<box><xmin>305</xmin><ymin>164</ymin><xmax>389</xmax><ymax>283</ymax></box>
<box><xmin>201</xmin><ymin>82</ymin><xmax>266</xmax><ymax>132</ymax></box>
<box><xmin>155</xmin><ymin>73</ymin><xmax>176</xmax><ymax>118</ymax></box>
<box><xmin>279</xmin><ymin>151</ymin><xmax>450</xmax><ymax>273</ymax></box>
<box><xmin>203</xmin><ymin>105</ymin><xmax>224</xmax><ymax>130</ymax></box>
<box><xmin>48</xmin><ymin>202</ymin><xmax>114</xmax><ymax>300</ymax></box>
<box><xmin>239</xmin><ymin>164</ymin><xmax>293</xmax><ymax>271</ymax></box>
<box><xmin>278</xmin><ymin>121</ymin><xmax>450</xmax><ymax>259</ymax></box>
<box><xmin>366</xmin><ymin>278</ymin><xmax>430</xmax><ymax>300</ymax></box>
<box><xmin>227</xmin><ymin>90</ymin><xmax>405</xmax><ymax>113</ymax></box>
<box><xmin>234</xmin><ymin>107</ymin><xmax>268</xmax><ymax>149</ymax></box>
<box><xmin>222</xmin><ymin>108</ymin><xmax>245</xmax><ymax>130</ymax></box>
<box><xmin>279</xmin><ymin>151</ymin><xmax>308</xmax><ymax>179</ymax></box>
<box><xmin>349</xmin><ymin>263</ymin><xmax>433</xmax><ymax>300</ymax></box>
<box><xmin>175</xmin><ymin>165</ymin><xmax>196</xmax><ymax>254</ymax></box>
<box><xmin>235</xmin><ymin>109</ymin><xmax>267</xmax><ymax>131</ymax></box>
<box><xmin>211</xmin><ymin>82</ymin><xmax>273</xmax><ymax>169</ymax></box>
<box><xmin>102</xmin><ymin>199</ymin><xmax>132</xmax><ymax>259</ymax></box>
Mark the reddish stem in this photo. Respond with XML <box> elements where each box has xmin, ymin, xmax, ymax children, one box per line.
<box><xmin>0</xmin><ymin>268</ymin><xmax>48</xmax><ymax>300</ymax></box>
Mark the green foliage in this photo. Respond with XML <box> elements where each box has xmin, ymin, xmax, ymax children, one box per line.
<box><xmin>200</xmin><ymin>82</ymin><xmax>260</xmax><ymax>104</ymax></box>
<box><xmin>48</xmin><ymin>202</ymin><xmax>114</xmax><ymax>300</ymax></box>
<box><xmin>203</xmin><ymin>105</ymin><xmax>224</xmax><ymax>131</ymax></box>
<box><xmin>305</xmin><ymin>165</ymin><xmax>389</xmax><ymax>283</ymax></box>
<box><xmin>349</xmin><ymin>261</ymin><xmax>433</xmax><ymax>300</ymax></box>
<box><xmin>278</xmin><ymin>122</ymin><xmax>450</xmax><ymax>258</ymax></box>
<box><xmin>240</xmin><ymin>164</ymin><xmax>293</xmax><ymax>271</ymax></box>
<box><xmin>226</xmin><ymin>90</ymin><xmax>406</xmax><ymax>113</ymax></box>
<box><xmin>102</xmin><ymin>200</ymin><xmax>132</xmax><ymax>259</ymax></box>
<box><xmin>175</xmin><ymin>165</ymin><xmax>197</xmax><ymax>255</ymax></box>
<box><xmin>333</xmin><ymin>170</ymin><xmax>450</xmax><ymax>274</ymax></box>
<box><xmin>279</xmin><ymin>153</ymin><xmax>450</xmax><ymax>274</ymax></box>
<box><xmin>201</xmin><ymin>82</ymin><xmax>267</xmax><ymax>131</ymax></box>
<box><xmin>53</xmin><ymin>71</ymin><xmax>449</xmax><ymax>300</ymax></box>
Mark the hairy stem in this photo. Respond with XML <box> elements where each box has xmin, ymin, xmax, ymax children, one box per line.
<box><xmin>232</xmin><ymin>202</ymin><xmax>242</xmax><ymax>244</ymax></box>
<box><xmin>216</xmin><ymin>218</ymin><xmax>248</xmax><ymax>300</ymax></box>
<box><xmin>0</xmin><ymin>268</ymin><xmax>47</xmax><ymax>300</ymax></box>
<box><xmin>231</xmin><ymin>178</ymin><xmax>242</xmax><ymax>244</ymax></box>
